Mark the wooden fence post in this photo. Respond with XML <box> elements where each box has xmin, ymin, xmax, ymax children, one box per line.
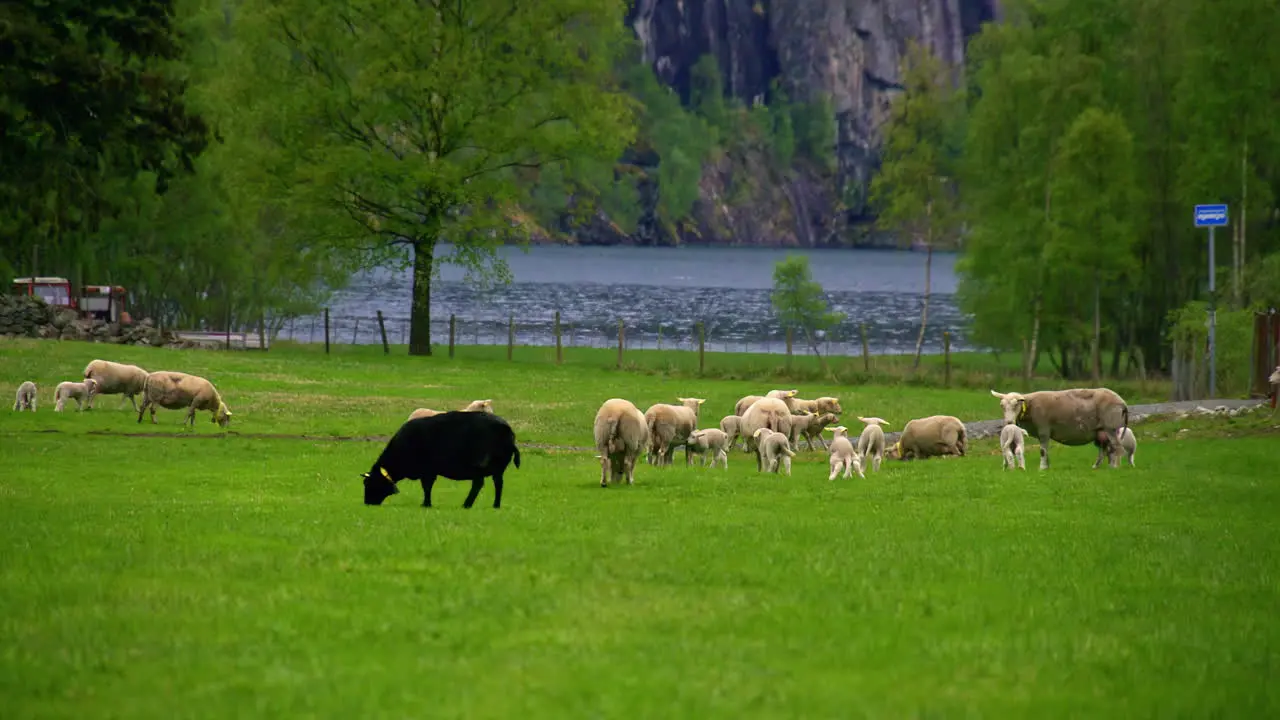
<box><xmin>698</xmin><ymin>322</ymin><xmax>705</xmax><ymax>375</ymax></box>
<box><xmin>860</xmin><ymin>323</ymin><xmax>870</xmax><ymax>372</ymax></box>
<box><xmin>323</xmin><ymin>307</ymin><xmax>330</xmax><ymax>355</ymax></box>
<box><xmin>352</xmin><ymin>317</ymin><xmax>360</xmax><ymax>344</ymax></box>
<box><xmin>225</xmin><ymin>299</ymin><xmax>232</xmax><ymax>351</ymax></box>
<box><xmin>554</xmin><ymin>311</ymin><xmax>563</xmax><ymax>365</ymax></box>
<box><xmin>785</xmin><ymin>326</ymin><xmax>793</xmax><ymax>368</ymax></box>
<box><xmin>258</xmin><ymin>313</ymin><xmax>267</xmax><ymax>352</ymax></box>
<box><xmin>657</xmin><ymin>325</ymin><xmax>663</xmax><ymax>350</ymax></box>
<box><xmin>376</xmin><ymin>310</ymin><xmax>390</xmax><ymax>355</ymax></box>
<box><xmin>617</xmin><ymin>319</ymin><xmax>625</xmax><ymax>369</ymax></box>
<box><xmin>507</xmin><ymin>315</ymin><xmax>515</xmax><ymax>361</ymax></box>
<box><xmin>448</xmin><ymin>314</ymin><xmax>456</xmax><ymax>358</ymax></box>
<box><xmin>943</xmin><ymin>331</ymin><xmax>952</xmax><ymax>388</ymax></box>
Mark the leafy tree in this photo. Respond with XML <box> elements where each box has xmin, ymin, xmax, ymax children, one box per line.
<box><xmin>791</xmin><ymin>94</ymin><xmax>838</xmax><ymax>173</ymax></box>
<box><xmin>222</xmin><ymin>0</ymin><xmax>638</xmax><ymax>355</ymax></box>
<box><xmin>690</xmin><ymin>54</ymin><xmax>728</xmax><ymax>133</ymax></box>
<box><xmin>770</xmin><ymin>255</ymin><xmax>845</xmax><ymax>373</ymax></box>
<box><xmin>868</xmin><ymin>39</ymin><xmax>964</xmax><ymax>371</ymax></box>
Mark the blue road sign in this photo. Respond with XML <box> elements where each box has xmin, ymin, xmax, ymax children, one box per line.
<box><xmin>1194</xmin><ymin>204</ymin><xmax>1228</xmax><ymax>227</ymax></box>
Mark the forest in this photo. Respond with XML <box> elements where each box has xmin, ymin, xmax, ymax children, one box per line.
<box><xmin>2</xmin><ymin>0</ymin><xmax>1278</xmax><ymax>376</ymax></box>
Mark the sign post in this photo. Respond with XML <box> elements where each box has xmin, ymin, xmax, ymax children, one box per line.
<box><xmin>1194</xmin><ymin>203</ymin><xmax>1229</xmax><ymax>398</ymax></box>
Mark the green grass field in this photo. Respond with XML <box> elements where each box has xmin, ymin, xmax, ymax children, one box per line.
<box><xmin>2</xmin><ymin>338</ymin><xmax>1277</xmax><ymax>718</ymax></box>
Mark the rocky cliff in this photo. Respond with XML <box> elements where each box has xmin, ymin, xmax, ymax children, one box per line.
<box><xmin>547</xmin><ymin>0</ymin><xmax>999</xmax><ymax>249</ymax></box>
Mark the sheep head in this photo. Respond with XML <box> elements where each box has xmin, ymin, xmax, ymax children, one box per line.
<box><xmin>857</xmin><ymin>416</ymin><xmax>889</xmax><ymax>428</ymax></box>
<box><xmin>815</xmin><ymin>396</ymin><xmax>842</xmax><ymax>414</ymax></box>
<box><xmin>362</xmin><ymin>466</ymin><xmax>400</xmax><ymax>505</ymax></box>
<box><xmin>828</xmin><ymin>425</ymin><xmax>848</xmax><ymax>439</ymax></box>
<box><xmin>990</xmin><ymin>390</ymin><xmax>1029</xmax><ymax>425</ymax></box>
<box><xmin>677</xmin><ymin>397</ymin><xmax>706</xmax><ymax>416</ymax></box>
<box><xmin>214</xmin><ymin>402</ymin><xmax>233</xmax><ymax>428</ymax></box>
<box><xmin>753</xmin><ymin>427</ymin><xmax>774</xmax><ymax>439</ymax></box>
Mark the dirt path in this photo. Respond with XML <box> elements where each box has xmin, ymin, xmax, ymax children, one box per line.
<box><xmin>24</xmin><ymin>398</ymin><xmax>1266</xmax><ymax>452</ymax></box>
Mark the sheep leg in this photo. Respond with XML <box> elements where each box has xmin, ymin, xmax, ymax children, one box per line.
<box><xmin>461</xmin><ymin>478</ymin><xmax>485</xmax><ymax>509</ymax></box>
<box><xmin>491</xmin><ymin>473</ymin><xmax>504</xmax><ymax>509</ymax></box>
<box><xmin>1038</xmin><ymin>436</ymin><xmax>1050</xmax><ymax>470</ymax></box>
<box><xmin>420</xmin><ymin>476</ymin><xmax>437</xmax><ymax>507</ymax></box>
<box><xmin>599</xmin><ymin>456</ymin><xmax>610</xmax><ymax>487</ymax></box>
<box><xmin>624</xmin><ymin>455</ymin><xmax>636</xmax><ymax>485</ymax></box>
<box><xmin>136</xmin><ymin>398</ymin><xmax>149</xmax><ymax>423</ymax></box>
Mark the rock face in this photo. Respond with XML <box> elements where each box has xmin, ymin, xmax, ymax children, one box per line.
<box><xmin>608</xmin><ymin>0</ymin><xmax>999</xmax><ymax>247</ymax></box>
<box><xmin>0</xmin><ymin>295</ymin><xmax>203</xmax><ymax>349</ymax></box>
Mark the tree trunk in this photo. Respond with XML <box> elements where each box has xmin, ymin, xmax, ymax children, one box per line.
<box><xmin>1091</xmin><ymin>272</ymin><xmax>1102</xmax><ymax>382</ymax></box>
<box><xmin>1024</xmin><ymin>292</ymin><xmax>1042</xmax><ymax>390</ymax></box>
<box><xmin>1240</xmin><ymin>137</ymin><xmax>1247</xmax><ymax>305</ymax></box>
<box><xmin>409</xmin><ymin>240</ymin><xmax>435</xmax><ymax>356</ymax></box>
<box><xmin>804</xmin><ymin>327</ymin><xmax>829</xmax><ymax>375</ymax></box>
<box><xmin>911</xmin><ymin>242</ymin><xmax>932</xmax><ymax>371</ymax></box>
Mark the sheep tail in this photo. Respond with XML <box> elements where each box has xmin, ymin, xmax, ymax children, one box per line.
<box><xmin>1121</xmin><ymin>405</ymin><xmax>1129</xmax><ymax>436</ymax></box>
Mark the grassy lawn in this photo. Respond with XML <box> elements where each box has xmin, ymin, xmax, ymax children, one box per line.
<box><xmin>1</xmin><ymin>338</ymin><xmax>1277</xmax><ymax>717</ymax></box>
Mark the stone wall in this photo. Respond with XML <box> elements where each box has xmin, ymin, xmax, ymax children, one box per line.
<box><xmin>0</xmin><ymin>296</ymin><xmax>202</xmax><ymax>349</ymax></box>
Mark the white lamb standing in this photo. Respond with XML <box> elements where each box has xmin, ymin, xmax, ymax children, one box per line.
<box><xmin>855</xmin><ymin>416</ymin><xmax>890</xmax><ymax>472</ymax></box>
<box><xmin>1094</xmin><ymin>426</ymin><xmax>1137</xmax><ymax>468</ymax></box>
<box><xmin>827</xmin><ymin>426</ymin><xmax>864</xmax><ymax>480</ymax></box>
<box><xmin>14</xmin><ymin>381</ymin><xmax>37</xmax><ymax>412</ymax></box>
<box><xmin>719</xmin><ymin>414</ymin><xmax>745</xmax><ymax>451</ymax></box>
<box><xmin>752</xmin><ymin>427</ymin><xmax>796</xmax><ymax>476</ymax></box>
<box><xmin>54</xmin><ymin>379</ymin><xmax>97</xmax><ymax>412</ymax></box>
<box><xmin>686</xmin><ymin>428</ymin><xmax>731</xmax><ymax>469</ymax></box>
<box><xmin>1000</xmin><ymin>423</ymin><xmax>1029</xmax><ymax>470</ymax></box>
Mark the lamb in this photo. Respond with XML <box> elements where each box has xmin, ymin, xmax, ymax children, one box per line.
<box><xmin>990</xmin><ymin>388</ymin><xmax>1129</xmax><ymax>469</ymax></box>
<box><xmin>137</xmin><ymin>371</ymin><xmax>233</xmax><ymax>429</ymax></box>
<box><xmin>54</xmin><ymin>379</ymin><xmax>97</xmax><ymax>412</ymax></box>
<box><xmin>887</xmin><ymin>415</ymin><xmax>967</xmax><ymax>460</ymax></box>
<box><xmin>83</xmin><ymin>359</ymin><xmax>149</xmax><ymax>411</ymax></box>
<box><xmin>1000</xmin><ymin>423</ymin><xmax>1029</xmax><ymax>470</ymax></box>
<box><xmin>733</xmin><ymin>389</ymin><xmax>799</xmax><ymax>417</ymax></box>
<box><xmin>855</xmin><ymin>416</ymin><xmax>890</xmax><ymax>472</ymax></box>
<box><xmin>685</xmin><ymin>428</ymin><xmax>731</xmax><ymax>469</ymax></box>
<box><xmin>594</xmin><ymin>398</ymin><xmax>650</xmax><ymax>487</ymax></box>
<box><xmin>13</xmin><ymin>381</ymin><xmax>37</xmax><ymax>412</ymax></box>
<box><xmin>791</xmin><ymin>396</ymin><xmax>843</xmax><ymax>416</ymax></box>
<box><xmin>827</xmin><ymin>427</ymin><xmax>864</xmax><ymax>480</ymax></box>
<box><xmin>644</xmin><ymin>397</ymin><xmax>706</xmax><ymax>466</ymax></box>
<box><xmin>719</xmin><ymin>414</ymin><xmax>745</xmax><ymax>450</ymax></box>
<box><xmin>790</xmin><ymin>411</ymin><xmax>840</xmax><ymax>450</ymax></box>
<box><xmin>740</xmin><ymin>397</ymin><xmax>795</xmax><ymax>453</ymax></box>
<box><xmin>362</xmin><ymin>411</ymin><xmax>521</xmax><ymax>508</ymax></box>
<box><xmin>752</xmin><ymin>427</ymin><xmax>796</xmax><ymax>475</ymax></box>
<box><xmin>1094</xmin><ymin>426</ymin><xmax>1137</xmax><ymax>467</ymax></box>
<box><xmin>407</xmin><ymin>399</ymin><xmax>494</xmax><ymax>422</ymax></box>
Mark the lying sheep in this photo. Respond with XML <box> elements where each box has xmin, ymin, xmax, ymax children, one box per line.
<box><xmin>990</xmin><ymin>388</ymin><xmax>1129</xmax><ymax>469</ymax></box>
<box><xmin>1094</xmin><ymin>426</ymin><xmax>1137</xmax><ymax>467</ymax></box>
<box><xmin>644</xmin><ymin>397</ymin><xmax>705</xmax><ymax>466</ymax></box>
<box><xmin>1000</xmin><ymin>423</ymin><xmax>1029</xmax><ymax>470</ymax></box>
<box><xmin>362</xmin><ymin>411</ymin><xmax>521</xmax><ymax>508</ymax></box>
<box><xmin>887</xmin><ymin>415</ymin><xmax>967</xmax><ymax>460</ymax></box>
<box><xmin>791</xmin><ymin>396</ymin><xmax>843</xmax><ymax>416</ymax></box>
<box><xmin>790</xmin><ymin>411</ymin><xmax>840</xmax><ymax>450</ymax></box>
<box><xmin>855</xmin><ymin>417</ymin><xmax>889</xmax><ymax>472</ymax></box>
<box><xmin>752</xmin><ymin>427</ymin><xmax>796</xmax><ymax>475</ymax></box>
<box><xmin>594</xmin><ymin>398</ymin><xmax>650</xmax><ymax>487</ymax></box>
<box><xmin>686</xmin><ymin>428</ymin><xmax>731</xmax><ymax>469</ymax></box>
<box><xmin>13</xmin><ymin>381</ymin><xmax>37</xmax><ymax>412</ymax></box>
<box><xmin>734</xmin><ymin>389</ymin><xmax>799</xmax><ymax>417</ymax></box>
<box><xmin>740</xmin><ymin>397</ymin><xmax>795</xmax><ymax>453</ymax></box>
<box><xmin>137</xmin><ymin>371</ymin><xmax>232</xmax><ymax>429</ymax></box>
<box><xmin>720</xmin><ymin>414</ymin><xmax>745</xmax><ymax>450</ymax></box>
<box><xmin>827</xmin><ymin>428</ymin><xmax>864</xmax><ymax>480</ymax></box>
<box><xmin>54</xmin><ymin>379</ymin><xmax>97</xmax><ymax>412</ymax></box>
<box><xmin>83</xmin><ymin>359</ymin><xmax>149</xmax><ymax>411</ymax></box>
<box><xmin>407</xmin><ymin>399</ymin><xmax>493</xmax><ymax>422</ymax></box>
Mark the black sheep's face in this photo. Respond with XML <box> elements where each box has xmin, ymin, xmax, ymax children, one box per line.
<box><xmin>362</xmin><ymin>469</ymin><xmax>399</xmax><ymax>505</ymax></box>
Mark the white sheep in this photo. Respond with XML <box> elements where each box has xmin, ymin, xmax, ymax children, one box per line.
<box><xmin>719</xmin><ymin>414</ymin><xmax>745</xmax><ymax>450</ymax></box>
<box><xmin>752</xmin><ymin>427</ymin><xmax>796</xmax><ymax>475</ymax></box>
<box><xmin>733</xmin><ymin>389</ymin><xmax>799</xmax><ymax>417</ymax></box>
<box><xmin>686</xmin><ymin>428</ymin><xmax>731</xmax><ymax>469</ymax></box>
<box><xmin>83</xmin><ymin>359</ymin><xmax>150</xmax><ymax>411</ymax></box>
<box><xmin>407</xmin><ymin>408</ymin><xmax>442</xmax><ymax>421</ymax></box>
<box><xmin>54</xmin><ymin>379</ymin><xmax>97</xmax><ymax>412</ymax></box>
<box><xmin>13</xmin><ymin>381</ymin><xmax>37</xmax><ymax>412</ymax></box>
<box><xmin>594</xmin><ymin>398</ymin><xmax>650</xmax><ymax>487</ymax></box>
<box><xmin>791</xmin><ymin>396</ymin><xmax>843</xmax><ymax>415</ymax></box>
<box><xmin>644</xmin><ymin>398</ymin><xmax>706</xmax><ymax>466</ymax></box>
<box><xmin>1094</xmin><ymin>426</ymin><xmax>1137</xmax><ymax>467</ymax></box>
<box><xmin>740</xmin><ymin>397</ymin><xmax>795</xmax><ymax>454</ymax></box>
<box><xmin>1000</xmin><ymin>423</ymin><xmax>1029</xmax><ymax>470</ymax></box>
<box><xmin>790</xmin><ymin>411</ymin><xmax>840</xmax><ymax>450</ymax></box>
<box><xmin>138</xmin><ymin>371</ymin><xmax>232</xmax><ymax>429</ymax></box>
<box><xmin>407</xmin><ymin>399</ymin><xmax>495</xmax><ymax>422</ymax></box>
<box><xmin>855</xmin><ymin>417</ymin><xmax>890</xmax><ymax>472</ymax></box>
<box><xmin>827</xmin><ymin>427</ymin><xmax>864</xmax><ymax>480</ymax></box>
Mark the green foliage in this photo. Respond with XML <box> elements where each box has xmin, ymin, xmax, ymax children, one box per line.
<box><xmin>690</xmin><ymin>54</ymin><xmax>729</xmax><ymax>134</ymax></box>
<box><xmin>770</xmin><ymin>256</ymin><xmax>845</xmax><ymax>351</ymax></box>
<box><xmin>1166</xmin><ymin>302</ymin><xmax>1259</xmax><ymax>396</ymax></box>
<box><xmin>790</xmin><ymin>94</ymin><xmax>839</xmax><ymax>173</ymax></box>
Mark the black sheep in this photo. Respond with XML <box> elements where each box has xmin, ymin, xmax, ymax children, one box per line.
<box><xmin>362</xmin><ymin>411</ymin><xmax>521</xmax><ymax>508</ymax></box>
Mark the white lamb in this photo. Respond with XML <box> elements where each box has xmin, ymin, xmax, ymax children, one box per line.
<box><xmin>720</xmin><ymin>414</ymin><xmax>745</xmax><ymax>450</ymax></box>
<box><xmin>14</xmin><ymin>381</ymin><xmax>37</xmax><ymax>412</ymax></box>
<box><xmin>827</xmin><ymin>427</ymin><xmax>864</xmax><ymax>480</ymax></box>
<box><xmin>686</xmin><ymin>428</ymin><xmax>731</xmax><ymax>469</ymax></box>
<box><xmin>1000</xmin><ymin>423</ymin><xmax>1029</xmax><ymax>470</ymax></box>
<box><xmin>407</xmin><ymin>399</ymin><xmax>495</xmax><ymax>421</ymax></box>
<box><xmin>54</xmin><ymin>379</ymin><xmax>98</xmax><ymax>412</ymax></box>
<box><xmin>855</xmin><ymin>416</ymin><xmax>890</xmax><ymax>472</ymax></box>
<box><xmin>752</xmin><ymin>427</ymin><xmax>796</xmax><ymax>476</ymax></box>
<box><xmin>1094</xmin><ymin>426</ymin><xmax>1137</xmax><ymax>468</ymax></box>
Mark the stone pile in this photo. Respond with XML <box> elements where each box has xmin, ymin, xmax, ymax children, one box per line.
<box><xmin>0</xmin><ymin>295</ymin><xmax>202</xmax><ymax>348</ymax></box>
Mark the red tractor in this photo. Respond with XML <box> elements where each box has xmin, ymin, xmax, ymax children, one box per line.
<box><xmin>11</xmin><ymin>277</ymin><xmax>131</xmax><ymax>324</ymax></box>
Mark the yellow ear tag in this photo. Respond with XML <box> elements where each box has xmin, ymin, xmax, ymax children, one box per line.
<box><xmin>1018</xmin><ymin>402</ymin><xmax>1028</xmax><ymax>421</ymax></box>
<box><xmin>379</xmin><ymin>467</ymin><xmax>392</xmax><ymax>480</ymax></box>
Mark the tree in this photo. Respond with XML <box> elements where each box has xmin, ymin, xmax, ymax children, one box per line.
<box><xmin>868</xmin><ymin>40</ymin><xmax>964</xmax><ymax>371</ymax></box>
<box><xmin>770</xmin><ymin>255</ymin><xmax>845</xmax><ymax>374</ymax></box>
<box><xmin>223</xmin><ymin>0</ymin><xmax>638</xmax><ymax>355</ymax></box>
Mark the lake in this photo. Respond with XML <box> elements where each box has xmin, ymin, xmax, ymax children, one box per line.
<box><xmin>278</xmin><ymin>244</ymin><xmax>972</xmax><ymax>355</ymax></box>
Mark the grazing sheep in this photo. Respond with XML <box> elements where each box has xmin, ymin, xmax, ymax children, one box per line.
<box><xmin>362</xmin><ymin>411</ymin><xmax>521</xmax><ymax>508</ymax></box>
<box><xmin>644</xmin><ymin>398</ymin><xmax>706</xmax><ymax>466</ymax></box>
<box><xmin>1000</xmin><ymin>423</ymin><xmax>1029</xmax><ymax>470</ymax></box>
<box><xmin>686</xmin><ymin>428</ymin><xmax>731</xmax><ymax>469</ymax></box>
<box><xmin>887</xmin><ymin>415</ymin><xmax>967</xmax><ymax>460</ymax></box>
<box><xmin>407</xmin><ymin>399</ymin><xmax>493</xmax><ymax>422</ymax></box>
<box><xmin>54</xmin><ymin>379</ymin><xmax>97</xmax><ymax>412</ymax></box>
<box><xmin>855</xmin><ymin>417</ymin><xmax>890</xmax><ymax>472</ymax></box>
<box><xmin>827</xmin><ymin>431</ymin><xmax>863</xmax><ymax>480</ymax></box>
<box><xmin>1094</xmin><ymin>426</ymin><xmax>1137</xmax><ymax>468</ymax></box>
<box><xmin>790</xmin><ymin>411</ymin><xmax>840</xmax><ymax>450</ymax></box>
<box><xmin>13</xmin><ymin>381</ymin><xmax>37</xmax><ymax>412</ymax></box>
<box><xmin>594</xmin><ymin>398</ymin><xmax>650</xmax><ymax>487</ymax></box>
<box><xmin>137</xmin><ymin>371</ymin><xmax>232</xmax><ymax>429</ymax></box>
<box><xmin>791</xmin><ymin>396</ymin><xmax>843</xmax><ymax>416</ymax></box>
<box><xmin>990</xmin><ymin>388</ymin><xmax>1129</xmax><ymax>470</ymax></box>
<box><xmin>83</xmin><ymin>359</ymin><xmax>149</xmax><ymax>411</ymax></box>
<box><xmin>733</xmin><ymin>389</ymin><xmax>799</xmax><ymax>417</ymax></box>
<box><xmin>720</xmin><ymin>414</ymin><xmax>746</xmax><ymax>450</ymax></box>
<box><xmin>740</xmin><ymin>397</ymin><xmax>795</xmax><ymax>453</ymax></box>
<box><xmin>407</xmin><ymin>408</ymin><xmax>442</xmax><ymax>421</ymax></box>
<box><xmin>752</xmin><ymin>427</ymin><xmax>796</xmax><ymax>475</ymax></box>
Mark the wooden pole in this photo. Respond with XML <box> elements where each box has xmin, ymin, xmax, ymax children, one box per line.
<box><xmin>323</xmin><ymin>307</ymin><xmax>330</xmax><ymax>355</ymax></box>
<box><xmin>943</xmin><ymin>331</ymin><xmax>952</xmax><ymax>388</ymax></box>
<box><xmin>376</xmin><ymin>310</ymin><xmax>390</xmax><ymax>355</ymax></box>
<box><xmin>698</xmin><ymin>322</ymin><xmax>705</xmax><ymax>375</ymax></box>
<box><xmin>448</xmin><ymin>314</ymin><xmax>456</xmax><ymax>358</ymax></box>
<box><xmin>554</xmin><ymin>311</ymin><xmax>562</xmax><ymax>365</ymax></box>
<box><xmin>352</xmin><ymin>317</ymin><xmax>360</xmax><ymax>344</ymax></box>
<box><xmin>225</xmin><ymin>297</ymin><xmax>232</xmax><ymax>351</ymax></box>
<box><xmin>657</xmin><ymin>325</ymin><xmax>663</xmax><ymax>350</ymax></box>
<box><xmin>859</xmin><ymin>323</ymin><xmax>870</xmax><ymax>372</ymax></box>
<box><xmin>507</xmin><ymin>315</ymin><xmax>515</xmax><ymax>361</ymax></box>
<box><xmin>617</xmin><ymin>319</ymin><xmax>624</xmax><ymax>369</ymax></box>
<box><xmin>258</xmin><ymin>312</ymin><xmax>267</xmax><ymax>352</ymax></box>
